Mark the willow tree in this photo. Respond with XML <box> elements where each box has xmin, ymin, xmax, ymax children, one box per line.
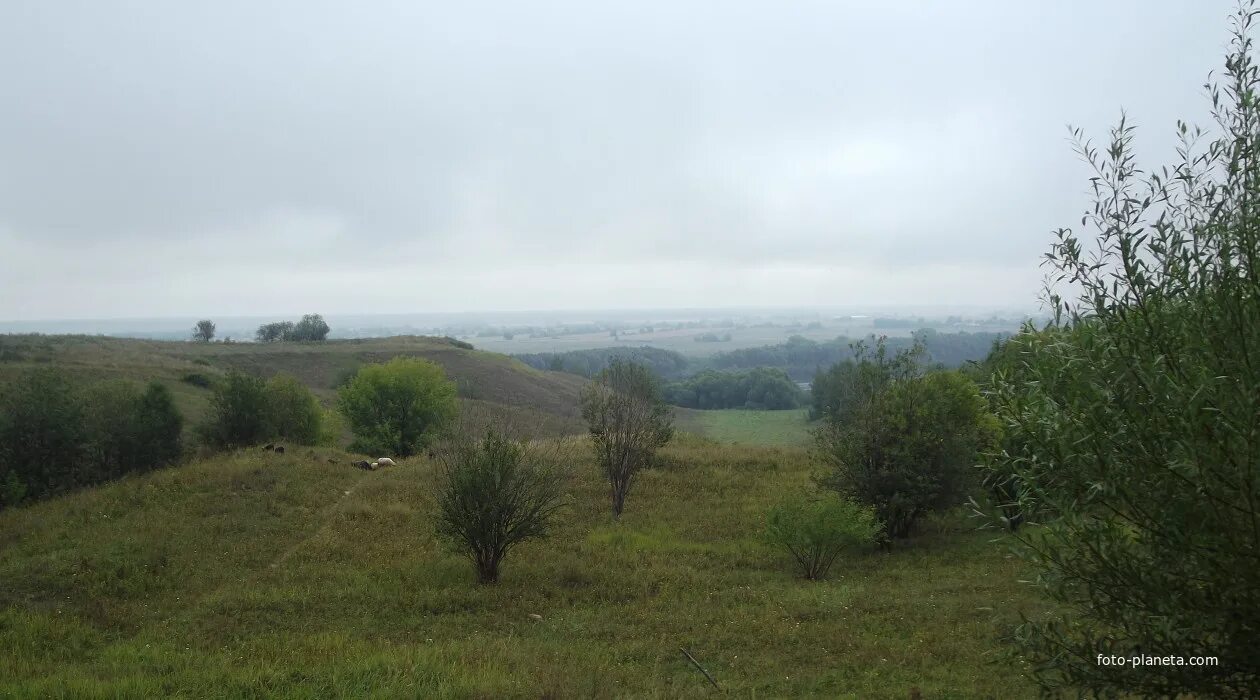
<box><xmin>985</xmin><ymin>6</ymin><xmax>1260</xmax><ymax>695</ymax></box>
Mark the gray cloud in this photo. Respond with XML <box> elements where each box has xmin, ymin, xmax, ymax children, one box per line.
<box><xmin>0</xmin><ymin>0</ymin><xmax>1235</xmax><ymax>318</ymax></box>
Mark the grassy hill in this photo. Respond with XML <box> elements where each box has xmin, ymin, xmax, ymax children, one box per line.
<box><xmin>0</xmin><ymin>334</ymin><xmax>588</xmax><ymax>437</ymax></box>
<box><xmin>0</xmin><ymin>436</ymin><xmax>1045</xmax><ymax>698</ymax></box>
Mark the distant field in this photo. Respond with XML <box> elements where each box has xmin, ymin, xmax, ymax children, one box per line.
<box><xmin>677</xmin><ymin>408</ymin><xmax>814</xmax><ymax>447</ymax></box>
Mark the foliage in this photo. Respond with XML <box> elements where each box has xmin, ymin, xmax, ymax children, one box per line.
<box><xmin>337</xmin><ymin>357</ymin><xmax>458</xmax><ymax>457</ymax></box>
<box><xmin>0</xmin><ymin>369</ymin><xmax>88</xmax><ymax>502</ymax></box>
<box><xmin>818</xmin><ymin>341</ymin><xmax>997</xmax><ymax>539</ymax></box>
<box><xmin>192</xmin><ymin>319</ymin><xmax>216</xmax><ymax>342</ymax></box>
<box><xmin>181</xmin><ymin>372</ymin><xmax>213</xmax><ymax>388</ymax></box>
<box><xmin>84</xmin><ymin>381</ymin><xmax>183</xmax><ymax>481</ymax></box>
<box><xmin>809</xmin><ymin>337</ymin><xmax>922</xmax><ymax>422</ymax></box>
<box><xmin>710</xmin><ymin>331</ymin><xmax>1005</xmax><ymax>379</ymax></box>
<box><xmin>664</xmin><ymin>367</ymin><xmax>804</xmax><ymax>410</ymax></box>
<box><xmin>255</xmin><ymin>322</ymin><xmax>294</xmax><ymax>343</ymax></box>
<box><xmin>289</xmin><ymin>314</ymin><xmax>331</xmax><ymax>342</ymax></box>
<box><xmin>434</xmin><ymin>430</ymin><xmax>568</xmax><ymax>584</ymax></box>
<box><xmin>581</xmin><ymin>359</ymin><xmax>673</xmax><ymax>517</ymax></box>
<box><xmin>765</xmin><ymin>494</ymin><xmax>880</xmax><ymax>579</ymax></box>
<box><xmin>198</xmin><ymin>372</ymin><xmax>268</xmax><ymax>449</ymax></box>
<box><xmin>262</xmin><ymin>373</ymin><xmax>322</xmax><ymax>445</ymax></box>
<box><xmin>515</xmin><ymin>346</ymin><xmax>691</xmax><ymax>379</ymax></box>
<box><xmin>0</xmin><ymin>370</ymin><xmax>182</xmax><ymax>507</ymax></box>
<box><xmin>983</xmin><ymin>9</ymin><xmax>1260</xmax><ymax>695</ymax></box>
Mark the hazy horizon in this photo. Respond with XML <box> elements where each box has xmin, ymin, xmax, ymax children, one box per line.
<box><xmin>0</xmin><ymin>1</ymin><xmax>1233</xmax><ymax>318</ymax></box>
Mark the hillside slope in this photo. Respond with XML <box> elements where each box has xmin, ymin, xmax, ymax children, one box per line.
<box><xmin>0</xmin><ymin>334</ymin><xmax>588</xmax><ymax>436</ymax></box>
<box><xmin>0</xmin><ymin>440</ymin><xmax>1044</xmax><ymax>698</ymax></box>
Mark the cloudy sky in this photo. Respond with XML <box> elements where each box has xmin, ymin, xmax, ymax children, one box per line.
<box><xmin>0</xmin><ymin>1</ymin><xmax>1236</xmax><ymax>320</ymax></box>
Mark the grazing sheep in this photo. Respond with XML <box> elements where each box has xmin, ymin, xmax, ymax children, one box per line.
<box><xmin>352</xmin><ymin>460</ymin><xmax>373</xmax><ymax>470</ymax></box>
<box><xmin>376</xmin><ymin>457</ymin><xmax>396</xmax><ymax>467</ymax></box>
<box><xmin>274</xmin><ymin>445</ymin><xmax>285</xmax><ymax>455</ymax></box>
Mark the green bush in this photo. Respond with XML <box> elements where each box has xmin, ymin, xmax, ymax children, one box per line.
<box><xmin>435</xmin><ymin>430</ymin><xmax>568</xmax><ymax>584</ymax></box>
<box><xmin>0</xmin><ymin>368</ymin><xmax>89</xmax><ymax>500</ymax></box>
<box><xmin>262</xmin><ymin>373</ymin><xmax>322</xmax><ymax>444</ymax></box>
<box><xmin>84</xmin><ymin>381</ymin><xmax>183</xmax><ymax>481</ymax></box>
<box><xmin>0</xmin><ymin>371</ymin><xmax>182</xmax><ymax>507</ymax></box>
<box><xmin>181</xmin><ymin>372</ymin><xmax>213</xmax><ymax>388</ymax></box>
<box><xmin>766</xmin><ymin>495</ymin><xmax>879</xmax><ymax>579</ymax></box>
<box><xmin>198</xmin><ymin>372</ymin><xmax>268</xmax><ymax>449</ymax></box>
<box><xmin>818</xmin><ymin>350</ymin><xmax>998</xmax><ymax>539</ymax></box>
<box><xmin>337</xmin><ymin>357</ymin><xmax>458</xmax><ymax>456</ymax></box>
<box><xmin>982</xmin><ymin>8</ymin><xmax>1260</xmax><ymax>695</ymax></box>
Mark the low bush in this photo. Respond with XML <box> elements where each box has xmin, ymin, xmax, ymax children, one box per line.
<box><xmin>435</xmin><ymin>430</ymin><xmax>568</xmax><ymax>583</ymax></box>
<box><xmin>181</xmin><ymin>372</ymin><xmax>213</xmax><ymax>388</ymax></box>
<box><xmin>765</xmin><ymin>494</ymin><xmax>879</xmax><ymax>580</ymax></box>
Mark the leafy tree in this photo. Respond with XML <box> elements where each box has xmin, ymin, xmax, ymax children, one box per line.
<box><xmin>83</xmin><ymin>381</ymin><xmax>182</xmax><ymax>481</ymax></box>
<box><xmin>0</xmin><ymin>368</ymin><xmax>88</xmax><ymax>500</ymax></box>
<box><xmin>581</xmin><ymin>359</ymin><xmax>673</xmax><ymax>517</ymax></box>
<box><xmin>198</xmin><ymin>372</ymin><xmax>268</xmax><ymax>448</ymax></box>
<box><xmin>810</xmin><ymin>337</ymin><xmax>921</xmax><ymax>423</ymax></box>
<box><xmin>132</xmin><ymin>382</ymin><xmax>183</xmax><ymax>467</ymax></box>
<box><xmin>289</xmin><ymin>314</ymin><xmax>330</xmax><ymax>342</ymax></box>
<box><xmin>819</xmin><ymin>364</ymin><xmax>996</xmax><ymax>539</ymax></box>
<box><xmin>765</xmin><ymin>494</ymin><xmax>880</xmax><ymax>580</ymax></box>
<box><xmin>0</xmin><ymin>372</ymin><xmax>182</xmax><ymax>506</ymax></box>
<box><xmin>255</xmin><ymin>321</ymin><xmax>294</xmax><ymax>343</ymax></box>
<box><xmin>435</xmin><ymin>430</ymin><xmax>568</xmax><ymax>584</ymax></box>
<box><xmin>337</xmin><ymin>357</ymin><xmax>458</xmax><ymax>456</ymax></box>
<box><xmin>263</xmin><ymin>373</ymin><xmax>322</xmax><ymax>444</ymax></box>
<box><xmin>192</xmin><ymin>319</ymin><xmax>216</xmax><ymax>342</ymax></box>
<box><xmin>983</xmin><ymin>8</ymin><xmax>1260</xmax><ymax>695</ymax></box>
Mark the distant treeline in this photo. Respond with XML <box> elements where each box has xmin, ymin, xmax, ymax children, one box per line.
<box><xmin>516</xmin><ymin>346</ymin><xmax>691</xmax><ymax>380</ymax></box>
<box><xmin>663</xmin><ymin>367</ymin><xmax>804</xmax><ymax>410</ymax></box>
<box><xmin>515</xmin><ymin>329</ymin><xmax>1007</xmax><ymax>385</ymax></box>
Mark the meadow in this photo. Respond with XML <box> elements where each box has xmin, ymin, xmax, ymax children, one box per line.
<box><xmin>676</xmin><ymin>408</ymin><xmax>813</xmax><ymax>448</ymax></box>
<box><xmin>0</xmin><ymin>431</ymin><xmax>1045</xmax><ymax>698</ymax></box>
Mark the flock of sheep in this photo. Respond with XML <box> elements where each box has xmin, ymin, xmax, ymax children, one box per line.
<box><xmin>260</xmin><ymin>443</ymin><xmax>397</xmax><ymax>470</ymax></box>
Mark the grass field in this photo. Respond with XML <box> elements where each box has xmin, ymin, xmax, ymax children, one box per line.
<box><xmin>0</xmin><ymin>435</ymin><xmax>1046</xmax><ymax>698</ymax></box>
<box><xmin>676</xmin><ymin>408</ymin><xmax>814</xmax><ymax>448</ymax></box>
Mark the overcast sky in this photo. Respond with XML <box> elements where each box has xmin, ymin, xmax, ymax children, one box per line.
<box><xmin>0</xmin><ymin>1</ymin><xmax>1237</xmax><ymax>320</ymax></box>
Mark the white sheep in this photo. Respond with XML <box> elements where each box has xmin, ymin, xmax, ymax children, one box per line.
<box><xmin>376</xmin><ymin>457</ymin><xmax>396</xmax><ymax>467</ymax></box>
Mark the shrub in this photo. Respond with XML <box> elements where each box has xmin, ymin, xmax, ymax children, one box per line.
<box><xmin>819</xmin><ymin>367</ymin><xmax>997</xmax><ymax>539</ymax></box>
<box><xmin>435</xmin><ymin>430</ymin><xmax>568</xmax><ymax>584</ymax></box>
<box><xmin>337</xmin><ymin>357</ymin><xmax>458</xmax><ymax>456</ymax></box>
<box><xmin>0</xmin><ymin>368</ymin><xmax>89</xmax><ymax>499</ymax></box>
<box><xmin>581</xmin><ymin>359</ymin><xmax>673</xmax><ymax>517</ymax></box>
<box><xmin>84</xmin><ymin>381</ymin><xmax>183</xmax><ymax>481</ymax></box>
<box><xmin>0</xmin><ymin>371</ymin><xmax>182</xmax><ymax>507</ymax></box>
<box><xmin>982</xmin><ymin>8</ymin><xmax>1260</xmax><ymax>695</ymax></box>
<box><xmin>198</xmin><ymin>372</ymin><xmax>268</xmax><ymax>449</ymax></box>
<box><xmin>766</xmin><ymin>495</ymin><xmax>880</xmax><ymax>579</ymax></box>
<box><xmin>181</xmin><ymin>372</ymin><xmax>213</xmax><ymax>388</ymax></box>
<box><xmin>262</xmin><ymin>373</ymin><xmax>322</xmax><ymax>444</ymax></box>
